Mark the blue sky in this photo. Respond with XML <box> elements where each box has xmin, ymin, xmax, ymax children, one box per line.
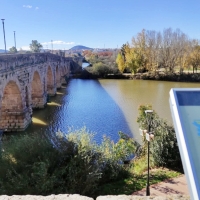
<box><xmin>0</xmin><ymin>0</ymin><xmax>200</xmax><ymax>50</ymax></box>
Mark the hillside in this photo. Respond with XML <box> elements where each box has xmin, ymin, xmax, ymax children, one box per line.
<box><xmin>70</xmin><ymin>45</ymin><xmax>93</xmax><ymax>51</ymax></box>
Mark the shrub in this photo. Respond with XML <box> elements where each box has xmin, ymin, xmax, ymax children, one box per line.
<box><xmin>92</xmin><ymin>62</ymin><xmax>112</xmax><ymax>77</ymax></box>
<box><xmin>0</xmin><ymin>127</ymin><xmax>137</xmax><ymax>196</ymax></box>
<box><xmin>137</xmin><ymin>105</ymin><xmax>183</xmax><ymax>171</ymax></box>
<box><xmin>0</xmin><ymin>134</ymin><xmax>60</xmax><ymax>195</ymax></box>
<box><xmin>84</xmin><ymin>54</ymin><xmax>119</xmax><ymax>78</ymax></box>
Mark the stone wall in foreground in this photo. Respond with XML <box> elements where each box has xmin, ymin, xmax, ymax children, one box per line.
<box><xmin>0</xmin><ymin>194</ymin><xmax>190</xmax><ymax>200</ymax></box>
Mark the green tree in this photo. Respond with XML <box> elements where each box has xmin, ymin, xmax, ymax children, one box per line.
<box><xmin>137</xmin><ymin>105</ymin><xmax>182</xmax><ymax>171</ymax></box>
<box><xmin>132</xmin><ymin>30</ymin><xmax>148</xmax><ymax>68</ymax></box>
<box><xmin>9</xmin><ymin>46</ymin><xmax>17</xmax><ymax>53</ymax></box>
<box><xmin>92</xmin><ymin>62</ymin><xmax>111</xmax><ymax>77</ymax></box>
<box><xmin>188</xmin><ymin>44</ymin><xmax>200</xmax><ymax>73</ymax></box>
<box><xmin>29</xmin><ymin>40</ymin><xmax>43</xmax><ymax>53</ymax></box>
<box><xmin>122</xmin><ymin>28</ymin><xmax>193</xmax><ymax>73</ymax></box>
<box><xmin>125</xmin><ymin>46</ymin><xmax>141</xmax><ymax>74</ymax></box>
<box><xmin>120</xmin><ymin>44</ymin><xmax>128</xmax><ymax>62</ymax></box>
<box><xmin>116</xmin><ymin>53</ymin><xmax>125</xmax><ymax>73</ymax></box>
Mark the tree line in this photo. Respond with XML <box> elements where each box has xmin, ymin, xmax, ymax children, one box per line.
<box><xmin>9</xmin><ymin>40</ymin><xmax>43</xmax><ymax>53</ymax></box>
<box><xmin>116</xmin><ymin>28</ymin><xmax>200</xmax><ymax>74</ymax></box>
<box><xmin>82</xmin><ymin>49</ymin><xmax>119</xmax><ymax>78</ymax></box>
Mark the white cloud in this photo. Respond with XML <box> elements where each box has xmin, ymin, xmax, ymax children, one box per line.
<box><xmin>35</xmin><ymin>7</ymin><xmax>39</xmax><ymax>10</ymax></box>
<box><xmin>23</xmin><ymin>5</ymin><xmax>32</xmax><ymax>8</ymax></box>
<box><xmin>18</xmin><ymin>46</ymin><xmax>30</xmax><ymax>51</ymax></box>
<box><xmin>42</xmin><ymin>41</ymin><xmax>75</xmax><ymax>45</ymax></box>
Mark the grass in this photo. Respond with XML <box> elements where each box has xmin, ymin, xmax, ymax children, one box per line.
<box><xmin>173</xmin><ymin>66</ymin><xmax>199</xmax><ymax>73</ymax></box>
<box><xmin>97</xmin><ymin>157</ymin><xmax>182</xmax><ymax>196</ymax></box>
<box><xmin>0</xmin><ymin>127</ymin><xmax>183</xmax><ymax>197</ymax></box>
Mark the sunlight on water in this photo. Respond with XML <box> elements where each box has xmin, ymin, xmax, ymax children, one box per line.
<box><xmin>47</xmin><ymin>102</ymin><xmax>61</xmax><ymax>106</ymax></box>
<box><xmin>32</xmin><ymin>117</ymin><xmax>47</xmax><ymax>125</ymax></box>
<box><xmin>99</xmin><ymin>79</ymin><xmax>200</xmax><ymax>142</ymax></box>
<box><xmin>56</xmin><ymin>92</ymin><xmax>64</xmax><ymax>95</ymax></box>
<box><xmin>23</xmin><ymin>79</ymin><xmax>200</xmax><ymax>144</ymax></box>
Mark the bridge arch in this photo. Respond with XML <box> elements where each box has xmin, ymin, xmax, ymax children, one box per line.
<box><xmin>69</xmin><ymin>61</ymin><xmax>73</xmax><ymax>72</ymax></box>
<box><xmin>0</xmin><ymin>53</ymin><xmax>78</xmax><ymax>132</ymax></box>
<box><xmin>31</xmin><ymin>70</ymin><xmax>44</xmax><ymax>108</ymax></box>
<box><xmin>56</xmin><ymin>65</ymin><xmax>61</xmax><ymax>89</ymax></box>
<box><xmin>65</xmin><ymin>66</ymin><xmax>67</xmax><ymax>74</ymax></box>
<box><xmin>2</xmin><ymin>80</ymin><xmax>23</xmax><ymax>112</ymax></box>
<box><xmin>59</xmin><ymin>65</ymin><xmax>66</xmax><ymax>85</ymax></box>
<box><xmin>47</xmin><ymin>65</ymin><xmax>56</xmax><ymax>96</ymax></box>
<box><xmin>0</xmin><ymin>79</ymin><xmax>31</xmax><ymax>131</ymax></box>
<box><xmin>0</xmin><ymin>77</ymin><xmax>22</xmax><ymax>110</ymax></box>
<box><xmin>25</xmin><ymin>86</ymin><xmax>29</xmax><ymax>108</ymax></box>
<box><xmin>60</xmin><ymin>65</ymin><xmax>64</xmax><ymax>77</ymax></box>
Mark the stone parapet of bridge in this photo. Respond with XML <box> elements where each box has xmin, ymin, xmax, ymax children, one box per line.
<box><xmin>0</xmin><ymin>52</ymin><xmax>82</xmax><ymax>132</ymax></box>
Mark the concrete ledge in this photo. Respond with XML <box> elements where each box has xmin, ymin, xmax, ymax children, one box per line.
<box><xmin>0</xmin><ymin>194</ymin><xmax>93</xmax><ymax>200</ymax></box>
<box><xmin>96</xmin><ymin>195</ymin><xmax>190</xmax><ymax>200</ymax></box>
<box><xmin>0</xmin><ymin>195</ymin><xmax>190</xmax><ymax>200</ymax></box>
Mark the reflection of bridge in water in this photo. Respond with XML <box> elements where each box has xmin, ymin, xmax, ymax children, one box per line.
<box><xmin>0</xmin><ymin>53</ymin><xmax>82</xmax><ymax>132</ymax></box>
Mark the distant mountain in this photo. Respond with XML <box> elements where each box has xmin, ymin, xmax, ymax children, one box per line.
<box><xmin>69</xmin><ymin>45</ymin><xmax>93</xmax><ymax>51</ymax></box>
<box><xmin>0</xmin><ymin>49</ymin><xmax>7</xmax><ymax>53</ymax></box>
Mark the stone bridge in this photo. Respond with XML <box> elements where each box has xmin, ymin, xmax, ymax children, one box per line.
<box><xmin>0</xmin><ymin>52</ymin><xmax>82</xmax><ymax>132</ymax></box>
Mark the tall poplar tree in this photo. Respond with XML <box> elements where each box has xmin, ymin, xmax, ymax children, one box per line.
<box><xmin>116</xmin><ymin>53</ymin><xmax>125</xmax><ymax>73</ymax></box>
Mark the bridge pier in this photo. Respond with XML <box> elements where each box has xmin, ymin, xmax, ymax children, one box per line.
<box><xmin>0</xmin><ymin>108</ymin><xmax>32</xmax><ymax>132</ymax></box>
<box><xmin>56</xmin><ymin>81</ymin><xmax>62</xmax><ymax>89</ymax></box>
<box><xmin>61</xmin><ymin>75</ymin><xmax>69</xmax><ymax>85</ymax></box>
<box><xmin>0</xmin><ymin>53</ymin><xmax>82</xmax><ymax>132</ymax></box>
<box><xmin>32</xmin><ymin>92</ymin><xmax>47</xmax><ymax>109</ymax></box>
<box><xmin>61</xmin><ymin>76</ymin><xmax>66</xmax><ymax>85</ymax></box>
<box><xmin>47</xmin><ymin>85</ymin><xmax>57</xmax><ymax>96</ymax></box>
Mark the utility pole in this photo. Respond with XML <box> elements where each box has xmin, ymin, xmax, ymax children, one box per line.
<box><xmin>14</xmin><ymin>31</ymin><xmax>17</xmax><ymax>51</ymax></box>
<box><xmin>145</xmin><ymin>110</ymin><xmax>153</xmax><ymax>196</ymax></box>
<box><xmin>1</xmin><ymin>19</ymin><xmax>7</xmax><ymax>53</ymax></box>
<box><xmin>51</xmin><ymin>40</ymin><xmax>53</xmax><ymax>53</ymax></box>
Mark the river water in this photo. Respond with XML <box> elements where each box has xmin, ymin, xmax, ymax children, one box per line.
<box><xmin>21</xmin><ymin>79</ymin><xmax>199</xmax><ymax>144</ymax></box>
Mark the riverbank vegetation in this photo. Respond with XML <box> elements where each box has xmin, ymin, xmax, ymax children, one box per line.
<box><xmin>0</xmin><ymin>106</ymin><xmax>183</xmax><ymax>198</ymax></box>
<box><xmin>116</xmin><ymin>28</ymin><xmax>200</xmax><ymax>78</ymax></box>
<box><xmin>80</xmin><ymin>28</ymin><xmax>200</xmax><ymax>81</ymax></box>
<box><xmin>80</xmin><ymin>50</ymin><xmax>119</xmax><ymax>78</ymax></box>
